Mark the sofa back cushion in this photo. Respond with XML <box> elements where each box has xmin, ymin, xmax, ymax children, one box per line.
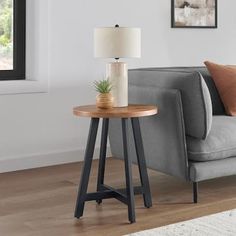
<box><xmin>129</xmin><ymin>68</ymin><xmax>213</xmax><ymax>140</ymax></box>
<box><xmin>195</xmin><ymin>67</ymin><xmax>225</xmax><ymax>115</ymax></box>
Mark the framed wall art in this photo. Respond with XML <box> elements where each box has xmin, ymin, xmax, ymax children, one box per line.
<box><xmin>171</xmin><ymin>0</ymin><xmax>217</xmax><ymax>28</ymax></box>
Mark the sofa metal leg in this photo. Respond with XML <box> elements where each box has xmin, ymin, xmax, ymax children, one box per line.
<box><xmin>193</xmin><ymin>182</ymin><xmax>198</xmax><ymax>203</ymax></box>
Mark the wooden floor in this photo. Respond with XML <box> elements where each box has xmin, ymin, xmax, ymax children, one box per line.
<box><xmin>0</xmin><ymin>158</ymin><xmax>236</xmax><ymax>236</ymax></box>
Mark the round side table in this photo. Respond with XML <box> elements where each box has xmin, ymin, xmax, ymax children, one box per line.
<box><xmin>73</xmin><ymin>104</ymin><xmax>158</xmax><ymax>223</ymax></box>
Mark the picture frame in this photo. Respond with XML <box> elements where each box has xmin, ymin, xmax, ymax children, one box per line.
<box><xmin>171</xmin><ymin>0</ymin><xmax>217</xmax><ymax>28</ymax></box>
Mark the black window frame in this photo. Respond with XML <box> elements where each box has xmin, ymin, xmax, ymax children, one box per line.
<box><xmin>0</xmin><ymin>0</ymin><xmax>26</xmax><ymax>81</ymax></box>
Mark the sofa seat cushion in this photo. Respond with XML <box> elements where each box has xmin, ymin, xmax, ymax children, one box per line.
<box><xmin>187</xmin><ymin>116</ymin><xmax>236</xmax><ymax>162</ymax></box>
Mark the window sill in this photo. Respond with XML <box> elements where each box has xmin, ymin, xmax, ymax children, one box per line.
<box><xmin>0</xmin><ymin>79</ymin><xmax>49</xmax><ymax>95</ymax></box>
<box><xmin>0</xmin><ymin>0</ymin><xmax>50</xmax><ymax>96</ymax></box>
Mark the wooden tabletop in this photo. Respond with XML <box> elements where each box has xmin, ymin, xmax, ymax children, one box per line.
<box><xmin>73</xmin><ymin>105</ymin><xmax>158</xmax><ymax>118</ymax></box>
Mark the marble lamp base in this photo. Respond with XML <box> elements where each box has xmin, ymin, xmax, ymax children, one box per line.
<box><xmin>106</xmin><ymin>62</ymin><xmax>128</xmax><ymax>107</ymax></box>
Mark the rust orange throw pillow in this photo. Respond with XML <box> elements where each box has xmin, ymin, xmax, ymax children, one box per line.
<box><xmin>205</xmin><ymin>61</ymin><xmax>236</xmax><ymax>116</ymax></box>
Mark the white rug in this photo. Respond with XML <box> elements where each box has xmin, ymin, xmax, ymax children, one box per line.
<box><xmin>126</xmin><ymin>209</ymin><xmax>236</xmax><ymax>236</ymax></box>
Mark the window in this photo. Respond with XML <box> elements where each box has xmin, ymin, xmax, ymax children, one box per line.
<box><xmin>0</xmin><ymin>0</ymin><xmax>25</xmax><ymax>80</ymax></box>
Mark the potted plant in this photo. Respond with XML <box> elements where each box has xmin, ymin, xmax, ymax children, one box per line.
<box><xmin>94</xmin><ymin>79</ymin><xmax>114</xmax><ymax>109</ymax></box>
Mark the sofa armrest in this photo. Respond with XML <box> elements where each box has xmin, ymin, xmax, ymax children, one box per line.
<box><xmin>109</xmin><ymin>85</ymin><xmax>189</xmax><ymax>180</ymax></box>
<box><xmin>128</xmin><ymin>69</ymin><xmax>213</xmax><ymax>140</ymax></box>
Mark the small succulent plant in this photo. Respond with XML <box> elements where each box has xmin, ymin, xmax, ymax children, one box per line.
<box><xmin>94</xmin><ymin>79</ymin><xmax>112</xmax><ymax>94</ymax></box>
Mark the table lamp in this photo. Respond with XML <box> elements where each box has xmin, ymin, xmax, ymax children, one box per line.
<box><xmin>94</xmin><ymin>25</ymin><xmax>141</xmax><ymax>107</ymax></box>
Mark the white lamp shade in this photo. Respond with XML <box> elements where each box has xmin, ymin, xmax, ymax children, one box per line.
<box><xmin>94</xmin><ymin>27</ymin><xmax>141</xmax><ymax>58</ymax></box>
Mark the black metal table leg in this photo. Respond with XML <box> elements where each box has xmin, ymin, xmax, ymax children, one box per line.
<box><xmin>131</xmin><ymin>118</ymin><xmax>152</xmax><ymax>208</ymax></box>
<box><xmin>96</xmin><ymin>118</ymin><xmax>109</xmax><ymax>204</ymax></box>
<box><xmin>122</xmin><ymin>118</ymin><xmax>136</xmax><ymax>223</ymax></box>
<box><xmin>74</xmin><ymin>118</ymin><xmax>99</xmax><ymax>218</ymax></box>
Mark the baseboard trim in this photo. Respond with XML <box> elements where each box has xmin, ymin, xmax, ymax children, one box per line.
<box><xmin>0</xmin><ymin>147</ymin><xmax>111</xmax><ymax>173</ymax></box>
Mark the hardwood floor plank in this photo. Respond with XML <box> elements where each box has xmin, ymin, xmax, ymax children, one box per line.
<box><xmin>0</xmin><ymin>158</ymin><xmax>236</xmax><ymax>236</ymax></box>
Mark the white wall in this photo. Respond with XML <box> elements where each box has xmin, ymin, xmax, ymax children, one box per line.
<box><xmin>0</xmin><ymin>0</ymin><xmax>236</xmax><ymax>172</ymax></box>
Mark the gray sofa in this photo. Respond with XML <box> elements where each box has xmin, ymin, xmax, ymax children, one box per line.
<box><xmin>109</xmin><ymin>67</ymin><xmax>236</xmax><ymax>203</ymax></box>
